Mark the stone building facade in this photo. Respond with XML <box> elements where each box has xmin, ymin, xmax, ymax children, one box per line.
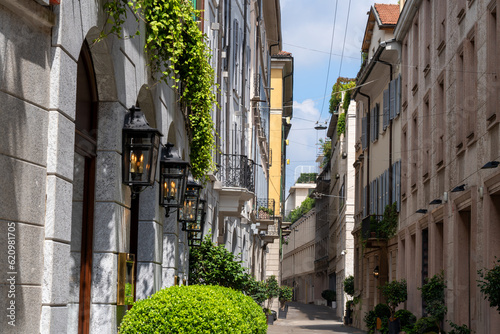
<box><xmin>281</xmin><ymin>208</ymin><xmax>316</xmax><ymax>304</ymax></box>
<box><xmin>321</xmin><ymin>96</ymin><xmax>357</xmax><ymax>319</ymax></box>
<box><xmin>395</xmin><ymin>0</ymin><xmax>500</xmax><ymax>332</ymax></box>
<box><xmin>351</xmin><ymin>3</ymin><xmax>402</xmax><ymax>330</ymax></box>
<box><xmin>0</xmin><ymin>0</ymin><xmax>288</xmax><ymax>332</ymax></box>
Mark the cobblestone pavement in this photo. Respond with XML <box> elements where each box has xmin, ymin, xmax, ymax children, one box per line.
<box><xmin>267</xmin><ymin>302</ymin><xmax>367</xmax><ymax>334</ymax></box>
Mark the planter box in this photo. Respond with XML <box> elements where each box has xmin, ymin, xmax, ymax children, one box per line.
<box><xmin>278</xmin><ymin>308</ymin><xmax>287</xmax><ymax>319</ymax></box>
<box><xmin>266</xmin><ymin>314</ymin><xmax>274</xmax><ymax>325</ymax></box>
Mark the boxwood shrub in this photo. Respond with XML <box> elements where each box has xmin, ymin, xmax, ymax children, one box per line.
<box><xmin>119</xmin><ymin>285</ymin><xmax>267</xmax><ymax>333</ymax></box>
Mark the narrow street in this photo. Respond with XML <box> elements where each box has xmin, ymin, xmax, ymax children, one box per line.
<box><xmin>267</xmin><ymin>302</ymin><xmax>367</xmax><ymax>334</ymax></box>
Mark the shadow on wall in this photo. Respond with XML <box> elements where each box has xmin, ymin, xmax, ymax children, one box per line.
<box><xmin>0</xmin><ymin>6</ymin><xmax>53</xmax><ymax>333</ymax></box>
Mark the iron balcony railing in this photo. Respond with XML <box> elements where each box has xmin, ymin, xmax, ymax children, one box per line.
<box><xmin>255</xmin><ymin>198</ymin><xmax>275</xmax><ymax>220</ymax></box>
<box><xmin>219</xmin><ymin>153</ymin><xmax>255</xmax><ymax>193</ymax></box>
<box><xmin>361</xmin><ymin>215</ymin><xmax>384</xmax><ymax>240</ymax></box>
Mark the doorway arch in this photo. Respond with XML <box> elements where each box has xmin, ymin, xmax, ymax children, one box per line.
<box><xmin>69</xmin><ymin>40</ymin><xmax>99</xmax><ymax>334</ymax></box>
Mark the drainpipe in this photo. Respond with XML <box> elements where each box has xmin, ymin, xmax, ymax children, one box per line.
<box><xmin>225</xmin><ymin>0</ymin><xmax>232</xmax><ymax>156</ymax></box>
<box><xmin>216</xmin><ymin>0</ymin><xmax>223</xmax><ymax>163</ymax></box>
<box><xmin>241</xmin><ymin>0</ymin><xmax>248</xmax><ymax>156</ymax></box>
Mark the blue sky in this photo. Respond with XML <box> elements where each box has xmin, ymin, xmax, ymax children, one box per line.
<box><xmin>280</xmin><ymin>0</ymin><xmax>399</xmax><ymax>194</ymax></box>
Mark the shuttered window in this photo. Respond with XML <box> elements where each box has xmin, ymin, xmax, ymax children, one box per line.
<box><xmin>371</xmin><ymin>104</ymin><xmax>380</xmax><ymax>142</ymax></box>
<box><xmin>383</xmin><ymin>89</ymin><xmax>389</xmax><ymax>131</ymax></box>
<box><xmin>395</xmin><ymin>75</ymin><xmax>401</xmax><ymax>116</ymax></box>
<box><xmin>362</xmin><ymin>116</ymin><xmax>368</xmax><ymax>150</ymax></box>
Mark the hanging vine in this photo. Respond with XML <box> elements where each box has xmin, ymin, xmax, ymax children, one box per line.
<box><xmin>101</xmin><ymin>0</ymin><xmax>217</xmax><ymax>180</ymax></box>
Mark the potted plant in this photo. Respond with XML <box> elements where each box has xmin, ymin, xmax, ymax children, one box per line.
<box><xmin>258</xmin><ymin>206</ymin><xmax>274</xmax><ymax>219</ymax></box>
<box><xmin>419</xmin><ymin>272</ymin><xmax>447</xmax><ymax>333</ymax></box>
<box><xmin>379</xmin><ymin>279</ymin><xmax>407</xmax><ymax>334</ymax></box>
<box><xmin>278</xmin><ymin>285</ymin><xmax>293</xmax><ymax>318</ymax></box>
<box><xmin>321</xmin><ymin>289</ymin><xmax>336</xmax><ymax>308</ymax></box>
<box><xmin>263</xmin><ymin>275</ymin><xmax>279</xmax><ymax>325</ymax></box>
<box><xmin>344</xmin><ymin>275</ymin><xmax>355</xmax><ymax>324</ymax></box>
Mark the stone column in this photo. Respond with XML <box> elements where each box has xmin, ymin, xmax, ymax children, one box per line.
<box><xmin>41</xmin><ymin>42</ymin><xmax>77</xmax><ymax>334</ymax></box>
<box><xmin>162</xmin><ymin>212</ymin><xmax>179</xmax><ymax>287</ymax></box>
<box><xmin>136</xmin><ymin>186</ymin><xmax>163</xmax><ymax>299</ymax></box>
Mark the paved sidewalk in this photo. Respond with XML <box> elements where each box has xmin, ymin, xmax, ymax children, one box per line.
<box><xmin>267</xmin><ymin>302</ymin><xmax>367</xmax><ymax>334</ymax></box>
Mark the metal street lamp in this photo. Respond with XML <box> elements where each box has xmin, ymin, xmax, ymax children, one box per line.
<box><xmin>122</xmin><ymin>106</ymin><xmax>162</xmax><ymax>196</ymax></box>
<box><xmin>178</xmin><ymin>175</ymin><xmax>202</xmax><ymax>230</ymax></box>
<box><xmin>159</xmin><ymin>143</ymin><xmax>190</xmax><ymax>217</ymax></box>
<box><xmin>186</xmin><ymin>200</ymin><xmax>206</xmax><ymax>247</ymax></box>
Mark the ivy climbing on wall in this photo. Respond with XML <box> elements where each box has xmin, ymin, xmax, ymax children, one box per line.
<box><xmin>101</xmin><ymin>0</ymin><xmax>217</xmax><ymax>180</ymax></box>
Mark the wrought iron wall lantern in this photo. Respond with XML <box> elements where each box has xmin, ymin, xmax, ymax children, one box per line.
<box><xmin>373</xmin><ymin>266</ymin><xmax>380</xmax><ymax>279</ymax></box>
<box><xmin>159</xmin><ymin>143</ymin><xmax>190</xmax><ymax>217</ymax></box>
<box><xmin>122</xmin><ymin>106</ymin><xmax>162</xmax><ymax>196</ymax></box>
<box><xmin>186</xmin><ymin>200</ymin><xmax>206</xmax><ymax>247</ymax></box>
<box><xmin>178</xmin><ymin>175</ymin><xmax>202</xmax><ymax>229</ymax></box>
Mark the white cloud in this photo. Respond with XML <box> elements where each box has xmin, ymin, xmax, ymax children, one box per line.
<box><xmin>293</xmin><ymin>99</ymin><xmax>319</xmax><ymax>118</ymax></box>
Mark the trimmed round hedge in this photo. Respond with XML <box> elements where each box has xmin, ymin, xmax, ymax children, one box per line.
<box><xmin>118</xmin><ymin>285</ymin><xmax>267</xmax><ymax>333</ymax></box>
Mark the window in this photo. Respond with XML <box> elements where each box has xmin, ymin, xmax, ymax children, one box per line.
<box><xmin>423</xmin><ymin>95</ymin><xmax>430</xmax><ymax>178</ymax></box>
<box><xmin>487</xmin><ymin>2</ymin><xmax>499</xmax><ymax>126</ymax></box>
<box><xmin>371</xmin><ymin>104</ymin><xmax>379</xmax><ymax>142</ymax></box>
<box><xmin>383</xmin><ymin>89</ymin><xmax>389</xmax><ymax>130</ymax></box>
<box><xmin>464</xmin><ymin>31</ymin><xmax>477</xmax><ymax>141</ymax></box>
<box><xmin>362</xmin><ymin>116</ymin><xmax>368</xmax><ymax>150</ymax></box>
<box><xmin>411</xmin><ymin>114</ymin><xmax>418</xmax><ymax>188</ymax></box>
<box><xmin>435</xmin><ymin>0</ymin><xmax>447</xmax><ymax>55</ymax></box>
<box><xmin>412</xmin><ymin>17</ymin><xmax>419</xmax><ymax>94</ymax></box>
<box><xmin>435</xmin><ymin>74</ymin><xmax>446</xmax><ymax>168</ymax></box>
<box><xmin>424</xmin><ymin>0</ymin><xmax>432</xmax><ymax>75</ymax></box>
<box><xmin>456</xmin><ymin>48</ymin><xmax>465</xmax><ymax>150</ymax></box>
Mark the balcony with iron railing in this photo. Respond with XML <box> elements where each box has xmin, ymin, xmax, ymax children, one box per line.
<box><xmin>255</xmin><ymin>198</ymin><xmax>275</xmax><ymax>231</ymax></box>
<box><xmin>361</xmin><ymin>215</ymin><xmax>387</xmax><ymax>248</ymax></box>
<box><xmin>215</xmin><ymin>153</ymin><xmax>256</xmax><ymax>217</ymax></box>
<box><xmin>218</xmin><ymin>153</ymin><xmax>255</xmax><ymax>192</ymax></box>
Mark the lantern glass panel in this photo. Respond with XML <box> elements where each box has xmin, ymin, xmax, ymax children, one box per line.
<box><xmin>179</xmin><ymin>184</ymin><xmax>201</xmax><ymax>223</ymax></box>
<box><xmin>185</xmin><ymin>200</ymin><xmax>206</xmax><ymax>232</ymax></box>
<box><xmin>123</xmin><ymin>132</ymin><xmax>160</xmax><ymax>186</ymax></box>
<box><xmin>188</xmin><ymin>231</ymin><xmax>203</xmax><ymax>246</ymax></box>
<box><xmin>160</xmin><ymin>164</ymin><xmax>188</xmax><ymax>208</ymax></box>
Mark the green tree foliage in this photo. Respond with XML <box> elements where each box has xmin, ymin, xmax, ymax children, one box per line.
<box><xmin>344</xmin><ymin>275</ymin><xmax>355</xmax><ymax>297</ymax></box>
<box><xmin>297</xmin><ymin>172</ymin><xmax>317</xmax><ymax>183</ymax></box>
<box><xmin>329</xmin><ymin>77</ymin><xmax>355</xmax><ymax>114</ymax></box>
<box><xmin>419</xmin><ymin>272</ymin><xmax>447</xmax><ymax>328</ymax></box>
<box><xmin>395</xmin><ymin>309</ymin><xmax>417</xmax><ymax>333</ymax></box>
<box><xmin>284</xmin><ymin>197</ymin><xmax>315</xmax><ymax>223</ymax></box>
<box><xmin>264</xmin><ymin>275</ymin><xmax>280</xmax><ymax>310</ymax></box>
<box><xmin>189</xmin><ymin>237</ymin><xmax>247</xmax><ymax>290</ymax></box>
<box><xmin>478</xmin><ymin>258</ymin><xmax>500</xmax><ymax>313</ymax></box>
<box><xmin>364</xmin><ymin>310</ymin><xmax>378</xmax><ymax>334</ymax></box>
<box><xmin>379</xmin><ymin>279</ymin><xmax>408</xmax><ymax>319</ymax></box>
<box><xmin>318</xmin><ymin>139</ymin><xmax>332</xmax><ymax>168</ymax></box>
<box><xmin>119</xmin><ymin>285</ymin><xmax>267</xmax><ymax>333</ymax></box>
<box><xmin>321</xmin><ymin>289</ymin><xmax>336</xmax><ymax>302</ymax></box>
<box><xmin>279</xmin><ymin>285</ymin><xmax>293</xmax><ymax>309</ymax></box>
<box><xmin>336</xmin><ymin>112</ymin><xmax>346</xmax><ymax>138</ymax></box>
<box><xmin>448</xmin><ymin>321</ymin><xmax>472</xmax><ymax>334</ymax></box>
<box><xmin>244</xmin><ymin>276</ymin><xmax>267</xmax><ymax>305</ymax></box>
<box><xmin>409</xmin><ymin>317</ymin><xmax>440</xmax><ymax>334</ymax></box>
<box><xmin>102</xmin><ymin>0</ymin><xmax>216</xmax><ymax>180</ymax></box>
<box><xmin>379</xmin><ymin>202</ymin><xmax>399</xmax><ymax>239</ymax></box>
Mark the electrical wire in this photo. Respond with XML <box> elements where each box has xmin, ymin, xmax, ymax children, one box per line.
<box><xmin>318</xmin><ymin>0</ymin><xmax>339</xmax><ymax>121</ymax></box>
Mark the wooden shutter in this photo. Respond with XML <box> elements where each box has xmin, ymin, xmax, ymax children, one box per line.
<box><xmin>396</xmin><ymin>75</ymin><xmax>401</xmax><ymax>116</ymax></box>
<box><xmin>383</xmin><ymin>89</ymin><xmax>389</xmax><ymax>130</ymax></box>
<box><xmin>362</xmin><ymin>116</ymin><xmax>367</xmax><ymax>150</ymax></box>
<box><xmin>390</xmin><ymin>79</ymin><xmax>396</xmax><ymax>120</ymax></box>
